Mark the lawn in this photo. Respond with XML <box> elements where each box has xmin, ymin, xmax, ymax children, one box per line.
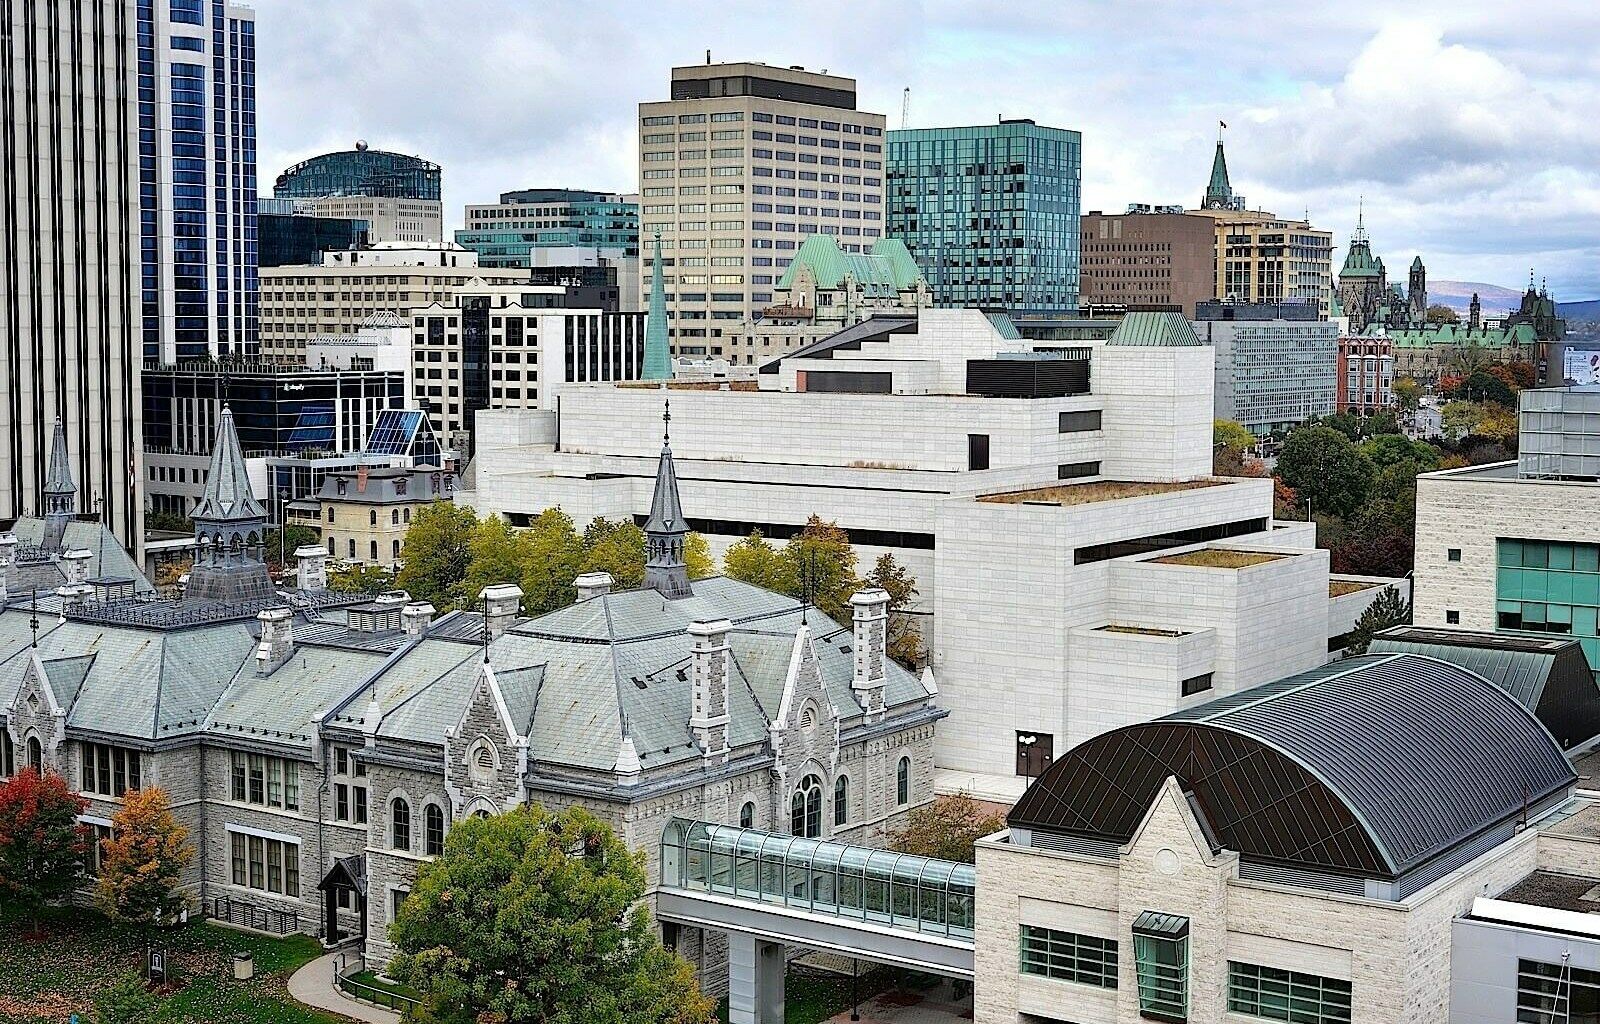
<box><xmin>0</xmin><ymin>904</ymin><xmax>340</xmax><ymax>1024</ymax></box>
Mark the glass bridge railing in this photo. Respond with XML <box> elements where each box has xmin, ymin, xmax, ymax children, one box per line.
<box><xmin>660</xmin><ymin>818</ymin><xmax>976</xmax><ymax>941</ymax></box>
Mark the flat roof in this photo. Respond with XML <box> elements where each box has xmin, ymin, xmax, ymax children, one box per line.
<box><xmin>977</xmin><ymin>479</ymin><xmax>1225</xmax><ymax>506</ymax></box>
<box><xmin>1149</xmin><ymin>549</ymin><xmax>1286</xmax><ymax>569</ymax></box>
<box><xmin>1495</xmin><ymin>869</ymin><xmax>1600</xmax><ymax>914</ymax></box>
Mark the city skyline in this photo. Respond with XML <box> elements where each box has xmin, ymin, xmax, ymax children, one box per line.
<box><xmin>251</xmin><ymin>0</ymin><xmax>1600</xmax><ymax>299</ymax></box>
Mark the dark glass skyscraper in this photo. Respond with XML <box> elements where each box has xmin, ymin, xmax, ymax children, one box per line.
<box><xmin>136</xmin><ymin>0</ymin><xmax>258</xmax><ymax>362</ymax></box>
<box><xmin>886</xmin><ymin>119</ymin><xmax>1081</xmax><ymax>315</ymax></box>
<box><xmin>274</xmin><ymin>147</ymin><xmax>442</xmax><ymax>201</ymax></box>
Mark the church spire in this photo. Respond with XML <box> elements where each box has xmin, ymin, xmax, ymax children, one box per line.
<box><xmin>185</xmin><ymin>404</ymin><xmax>274</xmax><ymax>602</ymax></box>
<box><xmin>642</xmin><ymin>399</ymin><xmax>691</xmax><ymax>600</ymax></box>
<box><xmin>641</xmin><ymin>232</ymin><xmax>672</xmax><ymax>381</ymax></box>
<box><xmin>41</xmin><ymin>416</ymin><xmax>76</xmax><ymax>552</ymax></box>
<box><xmin>1203</xmin><ymin>136</ymin><xmax>1232</xmax><ymax>208</ymax></box>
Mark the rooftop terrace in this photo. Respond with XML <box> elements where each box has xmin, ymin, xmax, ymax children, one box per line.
<box><xmin>977</xmin><ymin>479</ymin><xmax>1224</xmax><ymax>506</ymax></box>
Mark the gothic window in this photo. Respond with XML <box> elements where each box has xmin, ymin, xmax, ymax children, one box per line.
<box><xmin>27</xmin><ymin>736</ymin><xmax>43</xmax><ymax>772</ymax></box>
<box><xmin>790</xmin><ymin>774</ymin><xmax>823</xmax><ymax>838</ymax></box>
<box><xmin>0</xmin><ymin>731</ymin><xmax>12</xmax><ymax>777</ymax></box>
<box><xmin>470</xmin><ymin>741</ymin><xmax>497</xmax><ymax>782</ymax></box>
<box><xmin>834</xmin><ymin>776</ymin><xmax>848</xmax><ymax>826</ymax></box>
<box><xmin>896</xmin><ymin>756</ymin><xmax>910</xmax><ymax>806</ymax></box>
<box><xmin>800</xmin><ymin>702</ymin><xmax>817</xmax><ymax>729</ymax></box>
<box><xmin>391</xmin><ymin>797</ymin><xmax>412</xmax><ymax>851</ymax></box>
<box><xmin>424</xmin><ymin>804</ymin><xmax>446</xmax><ymax>856</ymax></box>
<box><xmin>739</xmin><ymin>800</ymin><xmax>755</xmax><ymax>829</ymax></box>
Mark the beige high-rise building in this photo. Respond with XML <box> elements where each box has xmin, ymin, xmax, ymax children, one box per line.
<box><xmin>637</xmin><ymin>61</ymin><xmax>887</xmax><ymax>358</ymax></box>
<box><xmin>291</xmin><ymin>195</ymin><xmax>443</xmax><ymax>245</ymax></box>
<box><xmin>0</xmin><ymin>1</ymin><xmax>144</xmax><ymax>555</ymax></box>
<box><xmin>258</xmin><ymin>242</ymin><xmax>534</xmax><ymax>361</ymax></box>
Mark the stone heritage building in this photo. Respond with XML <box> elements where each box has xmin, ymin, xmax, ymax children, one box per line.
<box><xmin>0</xmin><ymin>400</ymin><xmax>941</xmax><ymax>983</ymax></box>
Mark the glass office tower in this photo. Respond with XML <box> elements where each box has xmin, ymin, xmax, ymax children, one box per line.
<box><xmin>137</xmin><ymin>0</ymin><xmax>258</xmax><ymax>361</ymax></box>
<box><xmin>886</xmin><ymin>120</ymin><xmax>1081</xmax><ymax>315</ymax></box>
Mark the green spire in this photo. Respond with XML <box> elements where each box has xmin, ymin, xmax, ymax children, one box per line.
<box><xmin>1205</xmin><ymin>141</ymin><xmax>1231</xmax><ymax>205</ymax></box>
<box><xmin>641</xmin><ymin>232</ymin><xmax>671</xmax><ymax>381</ymax></box>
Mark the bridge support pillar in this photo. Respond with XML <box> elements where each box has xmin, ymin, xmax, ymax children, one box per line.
<box><xmin>727</xmin><ymin>933</ymin><xmax>785</xmax><ymax>1024</ymax></box>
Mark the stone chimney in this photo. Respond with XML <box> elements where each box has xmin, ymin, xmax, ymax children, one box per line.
<box><xmin>688</xmin><ymin>618</ymin><xmax>732</xmax><ymax>762</ymax></box>
<box><xmin>61</xmin><ymin>548</ymin><xmax>92</xmax><ymax>585</ymax></box>
<box><xmin>575</xmin><ymin>571</ymin><xmax>613</xmax><ymax>602</ymax></box>
<box><xmin>0</xmin><ymin>532</ymin><xmax>16</xmax><ymax>603</ymax></box>
<box><xmin>255</xmin><ymin>606</ymin><xmax>295</xmax><ymax>675</ymax></box>
<box><xmin>479</xmin><ymin>583</ymin><xmax>523</xmax><ymax>640</ymax></box>
<box><xmin>295</xmin><ymin>545</ymin><xmax>328</xmax><ymax>591</ymax></box>
<box><xmin>402</xmin><ymin>602</ymin><xmax>436</xmax><ymax>636</ymax></box>
<box><xmin>55</xmin><ymin>582</ymin><xmax>94</xmax><ymax>614</ymax></box>
<box><xmin>849</xmin><ymin>588</ymin><xmax>889</xmax><ymax>721</ymax></box>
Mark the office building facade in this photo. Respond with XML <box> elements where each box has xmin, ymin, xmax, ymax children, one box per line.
<box><xmin>887</xmin><ymin>120</ymin><xmax>1081</xmax><ymax>315</ymax></box>
<box><xmin>637</xmin><ymin>62</ymin><xmax>888</xmax><ymax>357</ymax></box>
<box><xmin>1079</xmin><ymin>208</ymin><xmax>1216</xmax><ymax>316</ymax></box>
<box><xmin>1337</xmin><ymin>334</ymin><xmax>1395</xmax><ymax>414</ymax></box>
<box><xmin>0</xmin><ymin>0</ymin><xmax>145</xmax><ymax>554</ymax></box>
<box><xmin>457</xmin><ymin>188</ymin><xmax>639</xmax><ymax>263</ymax></box>
<box><xmin>1193</xmin><ymin>300</ymin><xmax>1338</xmax><ymax>434</ymax></box>
<box><xmin>272</xmin><ymin>145</ymin><xmax>443</xmax><ymax>244</ymax></box>
<box><xmin>137</xmin><ymin>0</ymin><xmax>258</xmax><ymax>362</ymax></box>
<box><xmin>257</xmin><ymin>197</ymin><xmax>369</xmax><ymax>268</ymax></box>
<box><xmin>257</xmin><ymin>242</ymin><xmax>535</xmax><ymax>361</ymax></box>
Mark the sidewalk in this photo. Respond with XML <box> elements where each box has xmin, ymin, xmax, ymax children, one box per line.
<box><xmin>823</xmin><ymin>979</ymin><xmax>973</xmax><ymax>1024</ymax></box>
<box><xmin>286</xmin><ymin>951</ymin><xmax>401</xmax><ymax>1024</ymax></box>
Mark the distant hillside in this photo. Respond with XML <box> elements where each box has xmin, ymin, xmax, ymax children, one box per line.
<box><xmin>1558</xmin><ymin>298</ymin><xmax>1600</xmax><ymax>321</ymax></box>
<box><xmin>1428</xmin><ymin>280</ymin><xmax>1523</xmax><ymax>317</ymax></box>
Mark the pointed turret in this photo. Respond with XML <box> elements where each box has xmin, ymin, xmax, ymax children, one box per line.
<box><xmin>641</xmin><ymin>233</ymin><xmax>672</xmax><ymax>381</ymax></box>
<box><xmin>185</xmin><ymin>405</ymin><xmax>274</xmax><ymax>603</ymax></box>
<box><xmin>642</xmin><ymin>399</ymin><xmax>691</xmax><ymax>600</ymax></box>
<box><xmin>1202</xmin><ymin>139</ymin><xmax>1236</xmax><ymax>210</ymax></box>
<box><xmin>40</xmin><ymin>416</ymin><xmax>76</xmax><ymax>553</ymax></box>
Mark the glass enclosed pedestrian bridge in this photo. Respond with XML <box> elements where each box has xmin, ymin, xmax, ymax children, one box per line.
<box><xmin>659</xmin><ymin>818</ymin><xmax>976</xmax><ymax>941</ymax></box>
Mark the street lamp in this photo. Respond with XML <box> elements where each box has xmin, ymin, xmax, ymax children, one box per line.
<box><xmin>1018</xmin><ymin>734</ymin><xmax>1038</xmax><ymax>784</ymax></box>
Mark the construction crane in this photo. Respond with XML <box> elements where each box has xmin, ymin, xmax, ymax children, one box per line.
<box><xmin>901</xmin><ymin>87</ymin><xmax>910</xmax><ymax>129</ymax></box>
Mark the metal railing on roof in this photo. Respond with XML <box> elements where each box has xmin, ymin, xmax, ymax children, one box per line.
<box><xmin>660</xmin><ymin>818</ymin><xmax>975</xmax><ymax>940</ymax></box>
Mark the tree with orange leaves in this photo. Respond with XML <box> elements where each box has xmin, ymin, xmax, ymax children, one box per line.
<box><xmin>95</xmin><ymin>787</ymin><xmax>194</xmax><ymax>928</ymax></box>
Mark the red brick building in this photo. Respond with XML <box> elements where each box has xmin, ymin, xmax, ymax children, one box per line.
<box><xmin>1337</xmin><ymin>334</ymin><xmax>1394</xmax><ymax>413</ymax></box>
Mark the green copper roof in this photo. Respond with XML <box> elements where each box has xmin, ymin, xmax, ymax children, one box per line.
<box><xmin>1340</xmin><ymin>239</ymin><xmax>1381</xmax><ymax>279</ymax></box>
<box><xmin>1107</xmin><ymin>311</ymin><xmax>1203</xmax><ymax>347</ymax></box>
<box><xmin>776</xmin><ymin>235</ymin><xmax>925</xmax><ymax>298</ymax></box>
<box><xmin>1364</xmin><ymin>322</ymin><xmax>1538</xmax><ymax>348</ymax></box>
<box><xmin>1410</xmin><ymin>255</ymin><xmax>1424</xmax><ymax>270</ymax></box>
<box><xmin>641</xmin><ymin>233</ymin><xmax>671</xmax><ymax>381</ymax></box>
<box><xmin>1205</xmin><ymin>141</ymin><xmax>1231</xmax><ymax>204</ymax></box>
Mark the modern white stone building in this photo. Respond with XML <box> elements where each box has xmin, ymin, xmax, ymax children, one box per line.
<box><xmin>976</xmin><ymin>653</ymin><xmax>1597</xmax><ymax>1024</ymax></box>
<box><xmin>1415</xmin><ymin>386</ymin><xmax>1600</xmax><ymax>682</ymax></box>
<box><xmin>469</xmin><ymin>310</ymin><xmax>1403</xmax><ymax>797</ymax></box>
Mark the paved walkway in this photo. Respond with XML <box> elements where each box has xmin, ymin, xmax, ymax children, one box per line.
<box><xmin>286</xmin><ymin>951</ymin><xmax>401</xmax><ymax>1024</ymax></box>
<box><xmin>823</xmin><ymin>980</ymin><xmax>973</xmax><ymax>1024</ymax></box>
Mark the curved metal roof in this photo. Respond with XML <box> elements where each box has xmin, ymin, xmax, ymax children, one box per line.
<box><xmin>1008</xmin><ymin>654</ymin><xmax>1575</xmax><ymax>878</ymax></box>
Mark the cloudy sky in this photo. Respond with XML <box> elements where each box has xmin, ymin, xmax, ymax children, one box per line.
<box><xmin>251</xmin><ymin>0</ymin><xmax>1600</xmax><ymax>299</ymax></box>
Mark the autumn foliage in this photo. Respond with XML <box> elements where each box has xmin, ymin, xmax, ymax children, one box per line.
<box><xmin>96</xmin><ymin>787</ymin><xmax>195</xmax><ymax>927</ymax></box>
<box><xmin>0</xmin><ymin>767</ymin><xmax>89</xmax><ymax>928</ymax></box>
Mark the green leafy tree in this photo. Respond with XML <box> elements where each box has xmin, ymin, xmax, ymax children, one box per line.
<box><xmin>264</xmin><ymin>525</ymin><xmax>319</xmax><ymax>570</ymax></box>
<box><xmin>781</xmin><ymin>517</ymin><xmax>860</xmax><ymax>623</ymax></box>
<box><xmin>1460</xmin><ymin>368</ymin><xmax>1516</xmax><ymax>408</ymax></box>
<box><xmin>143</xmin><ymin>510</ymin><xmax>193</xmax><ymax>534</ymax></box>
<box><xmin>518</xmin><ymin>508</ymin><xmax>585</xmax><ymax>615</ymax></box>
<box><xmin>1359</xmin><ymin>434</ymin><xmax>1440</xmax><ymax>472</ymax></box>
<box><xmin>328</xmin><ymin>562</ymin><xmax>395</xmax><ymax>593</ymax></box>
<box><xmin>0</xmin><ymin>768</ymin><xmax>88</xmax><ymax>932</ymax></box>
<box><xmin>580</xmin><ymin>517</ymin><xmax>647</xmax><ymax>590</ymax></box>
<box><xmin>389</xmin><ymin>805</ymin><xmax>716</xmax><ymax>1024</ymax></box>
<box><xmin>1275</xmin><ymin>425</ymin><xmax>1375</xmax><ymax>519</ymax></box>
<box><xmin>866</xmin><ymin>553</ymin><xmax>924</xmax><ymax>668</ymax></box>
<box><xmin>890</xmin><ymin>793</ymin><xmax>1004</xmax><ymax>864</ymax></box>
<box><xmin>94</xmin><ymin>972</ymin><xmax>162</xmax><ymax>1024</ymax></box>
<box><xmin>685</xmin><ymin>532</ymin><xmax>716</xmax><ymax>580</ymax></box>
<box><xmin>1441</xmin><ymin>400</ymin><xmax>1484</xmax><ymax>439</ymax></box>
<box><xmin>95</xmin><ymin>787</ymin><xmax>195</xmax><ymax>929</ymax></box>
<box><xmin>1344</xmin><ymin>586</ymin><xmax>1412</xmax><ymax>655</ymax></box>
<box><xmin>1213</xmin><ymin>419</ymin><xmax>1256</xmax><ymax>453</ymax></box>
<box><xmin>1392</xmin><ymin>376</ymin><xmax>1423</xmax><ymax>413</ymax></box>
<box><xmin>722</xmin><ymin>531</ymin><xmax>785</xmax><ymax>591</ymax></box>
<box><xmin>462</xmin><ymin>517</ymin><xmax>535</xmax><ymax>605</ymax></box>
<box><xmin>396</xmin><ymin>502</ymin><xmax>479</xmax><ymax>611</ymax></box>
<box><xmin>1425</xmin><ymin>303</ymin><xmax>1460</xmax><ymax>324</ymax></box>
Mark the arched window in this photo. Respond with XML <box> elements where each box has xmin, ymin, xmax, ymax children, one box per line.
<box><xmin>327</xmin><ymin>537</ymin><xmax>336</xmax><ymax>555</ymax></box>
<box><xmin>896</xmin><ymin>756</ymin><xmax>910</xmax><ymax>807</ymax></box>
<box><xmin>391</xmin><ymin>509</ymin><xmax>400</xmax><ymax>526</ymax></box>
<box><xmin>391</xmin><ymin>797</ymin><xmax>411</xmax><ymax>850</ymax></box>
<box><xmin>473</xmin><ymin>809</ymin><xmax>491</xmax><ymax>820</ymax></box>
<box><xmin>790</xmin><ymin>774</ymin><xmax>823</xmax><ymax>838</ymax></box>
<box><xmin>470</xmin><ymin>741</ymin><xmax>497</xmax><ymax>782</ymax></box>
<box><xmin>369</xmin><ymin>509</ymin><xmax>378</xmax><ymax>526</ymax></box>
<box><xmin>370</xmin><ymin>540</ymin><xmax>379</xmax><ymax>561</ymax></box>
<box><xmin>326</xmin><ymin>507</ymin><xmax>335</xmax><ymax>523</ymax></box>
<box><xmin>347</xmin><ymin>538</ymin><xmax>356</xmax><ymax>559</ymax></box>
<box><xmin>800</xmin><ymin>703</ymin><xmax>817</xmax><ymax>729</ymax></box>
<box><xmin>0</xmin><ymin>731</ymin><xmax>12</xmax><ymax>777</ymax></box>
<box><xmin>739</xmin><ymin>801</ymin><xmax>755</xmax><ymax>829</ymax></box>
<box><xmin>834</xmin><ymin>776</ymin><xmax>848</xmax><ymax>826</ymax></box>
<box><xmin>403</xmin><ymin>508</ymin><xmax>411</xmax><ymax>524</ymax></box>
<box><xmin>27</xmin><ymin>736</ymin><xmax>43</xmax><ymax>772</ymax></box>
<box><xmin>393</xmin><ymin>539</ymin><xmax>401</xmax><ymax>560</ymax></box>
<box><xmin>424</xmin><ymin>804</ymin><xmax>445</xmax><ymax>856</ymax></box>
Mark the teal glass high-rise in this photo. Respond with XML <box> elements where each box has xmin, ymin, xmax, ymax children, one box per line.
<box><xmin>886</xmin><ymin>120</ymin><xmax>1081</xmax><ymax>315</ymax></box>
